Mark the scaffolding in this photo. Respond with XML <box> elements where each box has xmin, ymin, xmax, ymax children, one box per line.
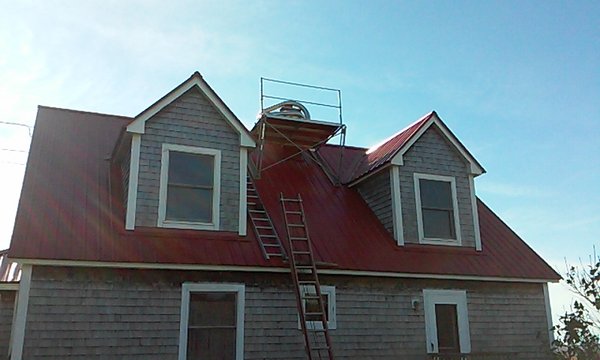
<box><xmin>252</xmin><ymin>77</ymin><xmax>346</xmax><ymax>181</ymax></box>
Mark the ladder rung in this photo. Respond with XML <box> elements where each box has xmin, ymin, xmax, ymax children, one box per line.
<box><xmin>302</xmin><ymin>294</ymin><xmax>320</xmax><ymax>300</ymax></box>
<box><xmin>293</xmin><ymin>251</ymin><xmax>311</xmax><ymax>255</ymax></box>
<box><xmin>305</xmin><ymin>312</ymin><xmax>324</xmax><ymax>317</ymax></box>
<box><xmin>248</xmin><ymin>202</ymin><xmax>257</xmax><ymax>206</ymax></box>
<box><xmin>296</xmin><ymin>265</ymin><xmax>314</xmax><ymax>270</ymax></box>
<box><xmin>281</xmin><ymin>198</ymin><xmax>301</xmax><ymax>202</ymax></box>
<box><xmin>248</xmin><ymin>194</ymin><xmax>258</xmax><ymax>198</ymax></box>
<box><xmin>311</xmin><ymin>345</ymin><xmax>331</xmax><ymax>351</ymax></box>
<box><xmin>263</xmin><ymin>244</ymin><xmax>281</xmax><ymax>247</ymax></box>
<box><xmin>259</xmin><ymin>234</ymin><xmax>277</xmax><ymax>238</ymax></box>
<box><xmin>290</xmin><ymin>237</ymin><xmax>308</xmax><ymax>241</ymax></box>
<box><xmin>252</xmin><ymin>217</ymin><xmax>269</xmax><ymax>222</ymax></box>
<box><xmin>285</xmin><ymin>211</ymin><xmax>303</xmax><ymax>215</ymax></box>
<box><xmin>249</xmin><ymin>209</ymin><xmax>266</xmax><ymax>213</ymax></box>
<box><xmin>298</xmin><ymin>281</ymin><xmax>317</xmax><ymax>285</ymax></box>
<box><xmin>287</xmin><ymin>224</ymin><xmax>305</xmax><ymax>228</ymax></box>
<box><xmin>255</xmin><ymin>226</ymin><xmax>274</xmax><ymax>229</ymax></box>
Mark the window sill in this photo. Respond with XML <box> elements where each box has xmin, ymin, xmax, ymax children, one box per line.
<box><xmin>419</xmin><ymin>237</ymin><xmax>461</xmax><ymax>246</ymax></box>
<box><xmin>158</xmin><ymin>220</ymin><xmax>218</xmax><ymax>231</ymax></box>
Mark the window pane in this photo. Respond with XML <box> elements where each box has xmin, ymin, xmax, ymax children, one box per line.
<box><xmin>305</xmin><ymin>293</ymin><xmax>328</xmax><ymax>322</ymax></box>
<box><xmin>189</xmin><ymin>293</ymin><xmax>236</xmax><ymax>327</ymax></box>
<box><xmin>435</xmin><ymin>304</ymin><xmax>460</xmax><ymax>353</ymax></box>
<box><xmin>420</xmin><ymin>179</ymin><xmax>453</xmax><ymax>209</ymax></box>
<box><xmin>187</xmin><ymin>328</ymin><xmax>235</xmax><ymax>360</ymax></box>
<box><xmin>166</xmin><ymin>186</ymin><xmax>212</xmax><ymax>222</ymax></box>
<box><xmin>422</xmin><ymin>208</ymin><xmax>455</xmax><ymax>239</ymax></box>
<box><xmin>169</xmin><ymin>151</ymin><xmax>213</xmax><ymax>187</ymax></box>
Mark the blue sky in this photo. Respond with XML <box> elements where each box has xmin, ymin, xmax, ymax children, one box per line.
<box><xmin>0</xmin><ymin>0</ymin><xmax>598</xmax><ymax>321</ymax></box>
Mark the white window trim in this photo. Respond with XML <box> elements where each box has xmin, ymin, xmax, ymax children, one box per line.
<box><xmin>414</xmin><ymin>173</ymin><xmax>462</xmax><ymax>246</ymax></box>
<box><xmin>158</xmin><ymin>144</ymin><xmax>221</xmax><ymax>230</ymax></box>
<box><xmin>178</xmin><ymin>283</ymin><xmax>245</xmax><ymax>360</ymax></box>
<box><xmin>297</xmin><ymin>285</ymin><xmax>337</xmax><ymax>330</ymax></box>
<box><xmin>423</xmin><ymin>289</ymin><xmax>471</xmax><ymax>354</ymax></box>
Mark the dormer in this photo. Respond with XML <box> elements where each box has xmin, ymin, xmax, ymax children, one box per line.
<box><xmin>116</xmin><ymin>72</ymin><xmax>256</xmax><ymax>235</ymax></box>
<box><xmin>349</xmin><ymin>112</ymin><xmax>485</xmax><ymax>250</ymax></box>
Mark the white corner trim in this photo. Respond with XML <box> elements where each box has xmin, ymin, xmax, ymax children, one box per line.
<box><xmin>469</xmin><ymin>175</ymin><xmax>482</xmax><ymax>251</ymax></box>
<box><xmin>390</xmin><ymin>166</ymin><xmax>404</xmax><ymax>246</ymax></box>
<box><xmin>391</xmin><ymin>115</ymin><xmax>484</xmax><ymax>176</ymax></box>
<box><xmin>178</xmin><ymin>283</ymin><xmax>245</xmax><ymax>360</ymax></box>
<box><xmin>158</xmin><ymin>144</ymin><xmax>221</xmax><ymax>230</ymax></box>
<box><xmin>423</xmin><ymin>289</ymin><xmax>471</xmax><ymax>354</ymax></box>
<box><xmin>298</xmin><ymin>285</ymin><xmax>337</xmax><ymax>330</ymax></box>
<box><xmin>543</xmin><ymin>283</ymin><xmax>554</xmax><ymax>346</ymax></box>
<box><xmin>414</xmin><ymin>173</ymin><xmax>462</xmax><ymax>246</ymax></box>
<box><xmin>10</xmin><ymin>265</ymin><xmax>32</xmax><ymax>360</ymax></box>
<box><xmin>125</xmin><ymin>134</ymin><xmax>141</xmax><ymax>230</ymax></box>
<box><xmin>238</xmin><ymin>148</ymin><xmax>248</xmax><ymax>236</ymax></box>
<box><xmin>127</xmin><ymin>73</ymin><xmax>255</xmax><ymax>148</ymax></box>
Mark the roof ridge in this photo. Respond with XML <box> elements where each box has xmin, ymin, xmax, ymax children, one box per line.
<box><xmin>366</xmin><ymin>111</ymin><xmax>434</xmax><ymax>155</ymax></box>
<box><xmin>38</xmin><ymin>105</ymin><xmax>133</xmax><ymax>120</ymax></box>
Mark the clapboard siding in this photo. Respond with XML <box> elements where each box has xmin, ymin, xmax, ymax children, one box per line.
<box><xmin>135</xmin><ymin>86</ymin><xmax>240</xmax><ymax>231</ymax></box>
<box><xmin>400</xmin><ymin>126</ymin><xmax>476</xmax><ymax>247</ymax></box>
<box><xmin>0</xmin><ymin>290</ymin><xmax>15</xmax><ymax>357</ymax></box>
<box><xmin>357</xmin><ymin>169</ymin><xmax>393</xmax><ymax>235</ymax></box>
<box><xmin>22</xmin><ymin>267</ymin><xmax>551</xmax><ymax>359</ymax></box>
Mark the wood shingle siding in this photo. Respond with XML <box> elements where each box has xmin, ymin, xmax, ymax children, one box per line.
<box><xmin>135</xmin><ymin>87</ymin><xmax>240</xmax><ymax>231</ymax></box>
<box><xmin>400</xmin><ymin>126</ymin><xmax>476</xmax><ymax>247</ymax></box>
<box><xmin>357</xmin><ymin>169</ymin><xmax>394</xmax><ymax>236</ymax></box>
<box><xmin>0</xmin><ymin>290</ymin><xmax>15</xmax><ymax>357</ymax></box>
<box><xmin>21</xmin><ymin>267</ymin><xmax>551</xmax><ymax>359</ymax></box>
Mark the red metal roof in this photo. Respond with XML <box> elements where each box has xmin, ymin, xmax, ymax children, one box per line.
<box><xmin>9</xmin><ymin>106</ymin><xmax>560</xmax><ymax>281</ymax></box>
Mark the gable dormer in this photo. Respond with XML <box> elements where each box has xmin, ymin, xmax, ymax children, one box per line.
<box><xmin>120</xmin><ymin>72</ymin><xmax>255</xmax><ymax>235</ymax></box>
<box><xmin>352</xmin><ymin>112</ymin><xmax>485</xmax><ymax>250</ymax></box>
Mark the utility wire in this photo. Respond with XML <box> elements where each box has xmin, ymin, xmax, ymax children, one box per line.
<box><xmin>0</xmin><ymin>121</ymin><xmax>33</xmax><ymax>137</ymax></box>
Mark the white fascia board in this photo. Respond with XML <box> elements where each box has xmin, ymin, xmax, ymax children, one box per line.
<box><xmin>390</xmin><ymin>166</ymin><xmax>404</xmax><ymax>246</ymax></box>
<box><xmin>238</xmin><ymin>148</ymin><xmax>248</xmax><ymax>236</ymax></box>
<box><xmin>391</xmin><ymin>115</ymin><xmax>485</xmax><ymax>176</ymax></box>
<box><xmin>469</xmin><ymin>175</ymin><xmax>482</xmax><ymax>251</ymax></box>
<box><xmin>127</xmin><ymin>73</ymin><xmax>255</xmax><ymax>148</ymax></box>
<box><xmin>12</xmin><ymin>258</ymin><xmax>558</xmax><ymax>284</ymax></box>
<box><xmin>125</xmin><ymin>134</ymin><xmax>141</xmax><ymax>230</ymax></box>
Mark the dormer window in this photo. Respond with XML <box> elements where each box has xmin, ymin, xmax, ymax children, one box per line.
<box><xmin>158</xmin><ymin>144</ymin><xmax>221</xmax><ymax>230</ymax></box>
<box><xmin>414</xmin><ymin>173</ymin><xmax>461</xmax><ymax>245</ymax></box>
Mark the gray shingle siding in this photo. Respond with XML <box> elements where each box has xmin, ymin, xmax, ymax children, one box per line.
<box><xmin>0</xmin><ymin>290</ymin><xmax>15</xmax><ymax>357</ymax></box>
<box><xmin>22</xmin><ymin>267</ymin><xmax>551</xmax><ymax>359</ymax></box>
<box><xmin>356</xmin><ymin>169</ymin><xmax>394</xmax><ymax>236</ymax></box>
<box><xmin>135</xmin><ymin>87</ymin><xmax>240</xmax><ymax>231</ymax></box>
<box><xmin>399</xmin><ymin>125</ymin><xmax>476</xmax><ymax>247</ymax></box>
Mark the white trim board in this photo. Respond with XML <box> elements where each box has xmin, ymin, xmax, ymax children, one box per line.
<box><xmin>469</xmin><ymin>175</ymin><xmax>482</xmax><ymax>251</ymax></box>
<box><xmin>12</xmin><ymin>258</ymin><xmax>558</xmax><ymax>284</ymax></box>
<box><xmin>125</xmin><ymin>134</ymin><xmax>141</xmax><ymax>230</ymax></box>
<box><xmin>414</xmin><ymin>173</ymin><xmax>462</xmax><ymax>246</ymax></box>
<box><xmin>390</xmin><ymin>113</ymin><xmax>485</xmax><ymax>176</ymax></box>
<box><xmin>127</xmin><ymin>72</ymin><xmax>255</xmax><ymax>148</ymax></box>
<box><xmin>10</xmin><ymin>265</ymin><xmax>32</xmax><ymax>360</ymax></box>
<box><xmin>390</xmin><ymin>166</ymin><xmax>404</xmax><ymax>246</ymax></box>
<box><xmin>238</xmin><ymin>148</ymin><xmax>248</xmax><ymax>236</ymax></box>
<box><xmin>178</xmin><ymin>283</ymin><xmax>245</xmax><ymax>360</ymax></box>
<box><xmin>157</xmin><ymin>144</ymin><xmax>221</xmax><ymax>231</ymax></box>
<box><xmin>0</xmin><ymin>283</ymin><xmax>19</xmax><ymax>291</ymax></box>
<box><xmin>423</xmin><ymin>289</ymin><xmax>471</xmax><ymax>354</ymax></box>
<box><xmin>543</xmin><ymin>283</ymin><xmax>554</xmax><ymax>346</ymax></box>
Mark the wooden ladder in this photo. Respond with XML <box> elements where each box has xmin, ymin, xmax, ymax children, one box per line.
<box><xmin>247</xmin><ymin>176</ymin><xmax>287</xmax><ymax>260</ymax></box>
<box><xmin>280</xmin><ymin>193</ymin><xmax>334</xmax><ymax>360</ymax></box>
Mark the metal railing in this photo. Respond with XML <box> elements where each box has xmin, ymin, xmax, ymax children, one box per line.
<box><xmin>0</xmin><ymin>249</ymin><xmax>21</xmax><ymax>282</ymax></box>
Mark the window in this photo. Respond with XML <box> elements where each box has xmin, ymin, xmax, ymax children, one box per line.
<box><xmin>414</xmin><ymin>173</ymin><xmax>461</xmax><ymax>245</ymax></box>
<box><xmin>179</xmin><ymin>283</ymin><xmax>245</xmax><ymax>360</ymax></box>
<box><xmin>423</xmin><ymin>289</ymin><xmax>471</xmax><ymax>354</ymax></box>
<box><xmin>298</xmin><ymin>285</ymin><xmax>336</xmax><ymax>330</ymax></box>
<box><xmin>158</xmin><ymin>144</ymin><xmax>221</xmax><ymax>230</ymax></box>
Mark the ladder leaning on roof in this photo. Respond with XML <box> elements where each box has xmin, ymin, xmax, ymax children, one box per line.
<box><xmin>280</xmin><ymin>193</ymin><xmax>334</xmax><ymax>360</ymax></box>
<box><xmin>247</xmin><ymin>175</ymin><xmax>287</xmax><ymax>260</ymax></box>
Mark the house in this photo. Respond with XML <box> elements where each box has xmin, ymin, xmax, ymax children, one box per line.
<box><xmin>5</xmin><ymin>72</ymin><xmax>560</xmax><ymax>359</ymax></box>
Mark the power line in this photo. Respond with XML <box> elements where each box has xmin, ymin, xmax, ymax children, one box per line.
<box><xmin>0</xmin><ymin>121</ymin><xmax>33</xmax><ymax>137</ymax></box>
